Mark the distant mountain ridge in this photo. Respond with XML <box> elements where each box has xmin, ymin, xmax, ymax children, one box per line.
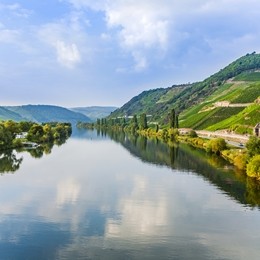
<box><xmin>0</xmin><ymin>105</ymin><xmax>91</xmax><ymax>124</ymax></box>
<box><xmin>70</xmin><ymin>106</ymin><xmax>117</xmax><ymax>121</ymax></box>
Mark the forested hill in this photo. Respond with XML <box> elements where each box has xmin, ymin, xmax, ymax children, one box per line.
<box><xmin>70</xmin><ymin>106</ymin><xmax>117</xmax><ymax>121</ymax></box>
<box><xmin>0</xmin><ymin>105</ymin><xmax>91</xmax><ymax>123</ymax></box>
<box><xmin>110</xmin><ymin>52</ymin><xmax>260</xmax><ymax>124</ymax></box>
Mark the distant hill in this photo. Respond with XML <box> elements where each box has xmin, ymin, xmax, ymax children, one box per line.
<box><xmin>70</xmin><ymin>106</ymin><xmax>117</xmax><ymax>121</ymax></box>
<box><xmin>0</xmin><ymin>107</ymin><xmax>25</xmax><ymax>121</ymax></box>
<box><xmin>109</xmin><ymin>52</ymin><xmax>260</xmax><ymax>133</ymax></box>
<box><xmin>1</xmin><ymin>105</ymin><xmax>91</xmax><ymax>124</ymax></box>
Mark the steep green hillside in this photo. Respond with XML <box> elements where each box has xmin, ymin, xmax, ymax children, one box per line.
<box><xmin>180</xmin><ymin>79</ymin><xmax>260</xmax><ymax>132</ymax></box>
<box><xmin>110</xmin><ymin>52</ymin><xmax>260</xmax><ymax>130</ymax></box>
<box><xmin>70</xmin><ymin>106</ymin><xmax>117</xmax><ymax>121</ymax></box>
<box><xmin>2</xmin><ymin>105</ymin><xmax>91</xmax><ymax>123</ymax></box>
<box><xmin>110</xmin><ymin>85</ymin><xmax>190</xmax><ymax>122</ymax></box>
<box><xmin>206</xmin><ymin>104</ymin><xmax>260</xmax><ymax>133</ymax></box>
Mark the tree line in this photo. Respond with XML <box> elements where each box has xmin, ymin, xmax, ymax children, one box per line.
<box><xmin>77</xmin><ymin>108</ymin><xmax>179</xmax><ymax>134</ymax></box>
<box><xmin>0</xmin><ymin>120</ymin><xmax>72</xmax><ymax>151</ymax></box>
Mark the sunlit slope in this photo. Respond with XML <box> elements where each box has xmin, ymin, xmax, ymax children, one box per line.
<box><xmin>110</xmin><ymin>53</ymin><xmax>260</xmax><ymax>126</ymax></box>
<box><xmin>179</xmin><ymin>75</ymin><xmax>260</xmax><ymax>133</ymax></box>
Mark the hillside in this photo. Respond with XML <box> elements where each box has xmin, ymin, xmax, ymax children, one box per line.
<box><xmin>0</xmin><ymin>107</ymin><xmax>25</xmax><ymax>121</ymax></box>
<box><xmin>70</xmin><ymin>106</ymin><xmax>117</xmax><ymax>121</ymax></box>
<box><xmin>110</xmin><ymin>52</ymin><xmax>260</xmax><ymax>133</ymax></box>
<box><xmin>110</xmin><ymin>85</ymin><xmax>190</xmax><ymax>123</ymax></box>
<box><xmin>179</xmin><ymin>75</ymin><xmax>260</xmax><ymax>133</ymax></box>
<box><xmin>1</xmin><ymin>105</ymin><xmax>91</xmax><ymax>124</ymax></box>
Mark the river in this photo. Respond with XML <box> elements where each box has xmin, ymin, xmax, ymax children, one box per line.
<box><xmin>0</xmin><ymin>129</ymin><xmax>259</xmax><ymax>259</ymax></box>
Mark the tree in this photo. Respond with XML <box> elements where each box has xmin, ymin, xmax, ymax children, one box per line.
<box><xmin>4</xmin><ymin>120</ymin><xmax>20</xmax><ymax>138</ymax></box>
<box><xmin>206</xmin><ymin>138</ymin><xmax>227</xmax><ymax>155</ymax></box>
<box><xmin>246</xmin><ymin>136</ymin><xmax>260</xmax><ymax>157</ymax></box>
<box><xmin>169</xmin><ymin>108</ymin><xmax>175</xmax><ymax>128</ymax></box>
<box><xmin>27</xmin><ymin>124</ymin><xmax>44</xmax><ymax>142</ymax></box>
<box><xmin>247</xmin><ymin>155</ymin><xmax>260</xmax><ymax>180</ymax></box>
<box><xmin>0</xmin><ymin>124</ymin><xmax>13</xmax><ymax>149</ymax></box>
<box><xmin>131</xmin><ymin>115</ymin><xmax>138</xmax><ymax>133</ymax></box>
<box><xmin>139</xmin><ymin>113</ymin><xmax>148</xmax><ymax>130</ymax></box>
<box><xmin>175</xmin><ymin>114</ymin><xmax>179</xmax><ymax>129</ymax></box>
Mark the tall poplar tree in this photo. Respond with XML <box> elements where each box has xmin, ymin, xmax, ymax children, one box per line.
<box><xmin>170</xmin><ymin>108</ymin><xmax>175</xmax><ymax>128</ymax></box>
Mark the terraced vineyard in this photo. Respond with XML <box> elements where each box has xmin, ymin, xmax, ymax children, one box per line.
<box><xmin>180</xmin><ymin>78</ymin><xmax>260</xmax><ymax>133</ymax></box>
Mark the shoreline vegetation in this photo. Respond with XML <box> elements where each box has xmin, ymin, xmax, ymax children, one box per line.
<box><xmin>0</xmin><ymin>120</ymin><xmax>72</xmax><ymax>151</ymax></box>
<box><xmin>77</xmin><ymin>112</ymin><xmax>260</xmax><ymax>181</ymax></box>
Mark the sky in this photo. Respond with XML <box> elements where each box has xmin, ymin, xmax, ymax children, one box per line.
<box><xmin>1</xmin><ymin>0</ymin><xmax>260</xmax><ymax>108</ymax></box>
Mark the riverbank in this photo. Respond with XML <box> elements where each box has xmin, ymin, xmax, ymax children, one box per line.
<box><xmin>136</xmin><ymin>127</ymin><xmax>259</xmax><ymax>181</ymax></box>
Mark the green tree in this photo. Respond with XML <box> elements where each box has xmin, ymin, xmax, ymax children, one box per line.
<box><xmin>247</xmin><ymin>155</ymin><xmax>260</xmax><ymax>180</ymax></box>
<box><xmin>139</xmin><ymin>113</ymin><xmax>148</xmax><ymax>130</ymax></box>
<box><xmin>27</xmin><ymin>124</ymin><xmax>44</xmax><ymax>142</ymax></box>
<box><xmin>206</xmin><ymin>138</ymin><xmax>227</xmax><ymax>155</ymax></box>
<box><xmin>246</xmin><ymin>136</ymin><xmax>260</xmax><ymax>157</ymax></box>
<box><xmin>169</xmin><ymin>108</ymin><xmax>175</xmax><ymax>128</ymax></box>
<box><xmin>175</xmin><ymin>114</ymin><xmax>179</xmax><ymax>128</ymax></box>
<box><xmin>0</xmin><ymin>124</ymin><xmax>13</xmax><ymax>150</ymax></box>
<box><xmin>4</xmin><ymin>120</ymin><xmax>20</xmax><ymax>138</ymax></box>
<box><xmin>42</xmin><ymin>124</ymin><xmax>54</xmax><ymax>142</ymax></box>
<box><xmin>131</xmin><ymin>115</ymin><xmax>138</xmax><ymax>133</ymax></box>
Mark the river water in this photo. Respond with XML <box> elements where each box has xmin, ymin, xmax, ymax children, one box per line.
<box><xmin>0</xmin><ymin>129</ymin><xmax>259</xmax><ymax>259</ymax></box>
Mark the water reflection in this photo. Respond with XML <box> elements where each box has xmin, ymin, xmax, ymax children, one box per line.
<box><xmin>0</xmin><ymin>129</ymin><xmax>260</xmax><ymax>259</ymax></box>
<box><xmin>0</xmin><ymin>150</ymin><xmax>23</xmax><ymax>174</ymax></box>
<box><xmin>0</xmin><ymin>139</ymin><xmax>69</xmax><ymax>175</ymax></box>
<box><xmin>100</xmin><ymin>129</ymin><xmax>260</xmax><ymax>208</ymax></box>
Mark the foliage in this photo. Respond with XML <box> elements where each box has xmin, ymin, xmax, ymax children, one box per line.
<box><xmin>246</xmin><ymin>136</ymin><xmax>260</xmax><ymax>157</ymax></box>
<box><xmin>234</xmin><ymin>71</ymin><xmax>260</xmax><ymax>81</ymax></box>
<box><xmin>188</xmin><ymin>130</ymin><xmax>198</xmax><ymax>138</ymax></box>
<box><xmin>0</xmin><ymin>120</ymin><xmax>72</xmax><ymax>151</ymax></box>
<box><xmin>169</xmin><ymin>108</ymin><xmax>176</xmax><ymax>128</ymax></box>
<box><xmin>206</xmin><ymin>138</ymin><xmax>227</xmax><ymax>155</ymax></box>
<box><xmin>0</xmin><ymin>124</ymin><xmax>13</xmax><ymax>150</ymax></box>
<box><xmin>247</xmin><ymin>155</ymin><xmax>260</xmax><ymax>180</ymax></box>
<box><xmin>139</xmin><ymin>113</ymin><xmax>148</xmax><ymax>130</ymax></box>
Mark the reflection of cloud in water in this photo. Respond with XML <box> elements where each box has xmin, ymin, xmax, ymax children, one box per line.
<box><xmin>106</xmin><ymin>176</ymin><xmax>169</xmax><ymax>238</ymax></box>
<box><xmin>56</xmin><ymin>178</ymin><xmax>81</xmax><ymax>206</ymax></box>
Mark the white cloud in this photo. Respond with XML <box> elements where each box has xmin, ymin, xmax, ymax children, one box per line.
<box><xmin>55</xmin><ymin>40</ymin><xmax>81</xmax><ymax>68</ymax></box>
<box><xmin>62</xmin><ymin>0</ymin><xmax>260</xmax><ymax>72</ymax></box>
<box><xmin>0</xmin><ymin>2</ymin><xmax>32</xmax><ymax>18</ymax></box>
<box><xmin>37</xmin><ymin>14</ymin><xmax>86</xmax><ymax>69</ymax></box>
<box><xmin>0</xmin><ymin>27</ymin><xmax>20</xmax><ymax>43</ymax></box>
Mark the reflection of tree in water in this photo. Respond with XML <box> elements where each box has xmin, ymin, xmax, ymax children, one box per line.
<box><xmin>105</xmin><ymin>131</ymin><xmax>260</xmax><ymax>209</ymax></box>
<box><xmin>0</xmin><ymin>136</ymin><xmax>69</xmax><ymax>174</ymax></box>
<box><xmin>26</xmin><ymin>143</ymin><xmax>55</xmax><ymax>158</ymax></box>
<box><xmin>0</xmin><ymin>150</ymin><xmax>23</xmax><ymax>174</ymax></box>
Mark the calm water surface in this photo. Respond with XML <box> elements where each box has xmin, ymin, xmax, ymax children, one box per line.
<box><xmin>0</xmin><ymin>129</ymin><xmax>260</xmax><ymax>260</ymax></box>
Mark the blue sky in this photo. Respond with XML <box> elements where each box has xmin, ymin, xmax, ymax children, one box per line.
<box><xmin>1</xmin><ymin>0</ymin><xmax>260</xmax><ymax>107</ymax></box>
